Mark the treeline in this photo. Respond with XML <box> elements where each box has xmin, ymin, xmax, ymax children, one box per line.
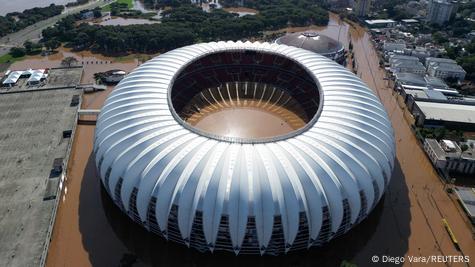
<box><xmin>41</xmin><ymin>1</ymin><xmax>328</xmax><ymax>55</ymax></box>
<box><xmin>0</xmin><ymin>4</ymin><xmax>64</xmax><ymax>38</ymax></box>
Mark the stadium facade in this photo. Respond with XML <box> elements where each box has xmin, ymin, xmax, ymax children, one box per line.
<box><xmin>94</xmin><ymin>41</ymin><xmax>395</xmax><ymax>255</ymax></box>
<box><xmin>275</xmin><ymin>32</ymin><xmax>346</xmax><ymax>65</ymax></box>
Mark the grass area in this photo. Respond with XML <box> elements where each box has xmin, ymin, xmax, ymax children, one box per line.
<box><xmin>0</xmin><ymin>53</ymin><xmax>26</xmax><ymax>64</ymax></box>
<box><xmin>102</xmin><ymin>0</ymin><xmax>133</xmax><ymax>12</ymax></box>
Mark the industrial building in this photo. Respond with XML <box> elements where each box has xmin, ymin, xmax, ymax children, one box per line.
<box><xmin>275</xmin><ymin>32</ymin><xmax>346</xmax><ymax>64</ymax></box>
<box><xmin>93</xmin><ymin>41</ymin><xmax>395</xmax><ymax>255</ymax></box>
<box><xmin>394</xmin><ymin>73</ymin><xmax>451</xmax><ymax>92</ymax></box>
<box><xmin>365</xmin><ymin>19</ymin><xmax>396</xmax><ymax>28</ymax></box>
<box><xmin>412</xmin><ymin>101</ymin><xmax>475</xmax><ymax>130</ymax></box>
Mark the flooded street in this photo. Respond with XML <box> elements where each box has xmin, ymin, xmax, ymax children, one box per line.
<box><xmin>42</xmin><ymin>12</ymin><xmax>475</xmax><ymax>267</ymax></box>
<box><xmin>345</xmin><ymin>17</ymin><xmax>475</xmax><ymax>264</ymax></box>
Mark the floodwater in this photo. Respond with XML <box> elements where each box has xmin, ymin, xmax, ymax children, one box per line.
<box><xmin>8</xmin><ymin>46</ymin><xmax>141</xmax><ymax>84</ymax></box>
<box><xmin>44</xmin><ymin>12</ymin><xmax>475</xmax><ymax>267</ymax></box>
<box><xmin>0</xmin><ymin>0</ymin><xmax>72</xmax><ymax>15</ymax></box>
<box><xmin>191</xmin><ymin>107</ymin><xmax>301</xmax><ymax>139</ymax></box>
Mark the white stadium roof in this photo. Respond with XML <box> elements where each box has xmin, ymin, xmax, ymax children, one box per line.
<box><xmin>94</xmin><ymin>41</ymin><xmax>395</xmax><ymax>255</ymax></box>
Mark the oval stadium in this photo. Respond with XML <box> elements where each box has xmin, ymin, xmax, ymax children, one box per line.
<box><xmin>93</xmin><ymin>41</ymin><xmax>395</xmax><ymax>256</ymax></box>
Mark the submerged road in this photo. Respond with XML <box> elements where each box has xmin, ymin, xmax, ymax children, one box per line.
<box><xmin>45</xmin><ymin>13</ymin><xmax>475</xmax><ymax>267</ymax></box>
<box><xmin>347</xmin><ymin>18</ymin><xmax>475</xmax><ymax>265</ymax></box>
<box><xmin>0</xmin><ymin>0</ymin><xmax>108</xmax><ymax>58</ymax></box>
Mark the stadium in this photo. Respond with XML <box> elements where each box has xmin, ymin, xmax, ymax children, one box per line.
<box><xmin>93</xmin><ymin>41</ymin><xmax>395</xmax><ymax>255</ymax></box>
<box><xmin>275</xmin><ymin>32</ymin><xmax>346</xmax><ymax>65</ymax></box>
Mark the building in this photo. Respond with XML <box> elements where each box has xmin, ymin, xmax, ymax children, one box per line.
<box><xmin>365</xmin><ymin>19</ymin><xmax>396</xmax><ymax>28</ymax></box>
<box><xmin>409</xmin><ymin>47</ymin><xmax>431</xmax><ymax>61</ymax></box>
<box><xmin>1</xmin><ymin>69</ymin><xmax>47</xmax><ymax>87</ymax></box>
<box><xmin>93</xmin><ymin>41</ymin><xmax>395</xmax><ymax>255</ymax></box>
<box><xmin>426</xmin><ymin>0</ymin><xmax>458</xmax><ymax>25</ymax></box>
<box><xmin>401</xmin><ymin>19</ymin><xmax>419</xmax><ymax>26</ymax></box>
<box><xmin>395</xmin><ymin>72</ymin><xmax>450</xmax><ymax>91</ymax></box>
<box><xmin>26</xmin><ymin>69</ymin><xmax>47</xmax><ymax>85</ymax></box>
<box><xmin>424</xmin><ymin>139</ymin><xmax>475</xmax><ymax>175</ymax></box>
<box><xmin>1</xmin><ymin>70</ymin><xmax>22</xmax><ymax>87</ymax></box>
<box><xmin>389</xmin><ymin>55</ymin><xmax>426</xmax><ymax>75</ymax></box>
<box><xmin>425</xmin><ymin>57</ymin><xmax>466</xmax><ymax>81</ymax></box>
<box><xmin>383</xmin><ymin>41</ymin><xmax>406</xmax><ymax>53</ymax></box>
<box><xmin>412</xmin><ymin>101</ymin><xmax>475</xmax><ymax>130</ymax></box>
<box><xmin>275</xmin><ymin>32</ymin><xmax>346</xmax><ymax>64</ymax></box>
<box><xmin>100</xmin><ymin>69</ymin><xmax>126</xmax><ymax>84</ymax></box>
<box><xmin>354</xmin><ymin>0</ymin><xmax>371</xmax><ymax>17</ymax></box>
<box><xmin>453</xmin><ymin>187</ymin><xmax>475</xmax><ymax>223</ymax></box>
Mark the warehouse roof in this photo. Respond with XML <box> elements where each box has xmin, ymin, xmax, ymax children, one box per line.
<box><xmin>416</xmin><ymin>101</ymin><xmax>475</xmax><ymax>124</ymax></box>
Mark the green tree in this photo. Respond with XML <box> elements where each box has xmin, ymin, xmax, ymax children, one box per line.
<box><xmin>44</xmin><ymin>39</ymin><xmax>60</xmax><ymax>51</ymax></box>
<box><xmin>10</xmin><ymin>47</ymin><xmax>26</xmax><ymax>57</ymax></box>
<box><xmin>61</xmin><ymin>56</ymin><xmax>78</xmax><ymax>67</ymax></box>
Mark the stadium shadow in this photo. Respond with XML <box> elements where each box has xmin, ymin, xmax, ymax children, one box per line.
<box><xmin>79</xmin><ymin>155</ymin><xmax>410</xmax><ymax>267</ymax></box>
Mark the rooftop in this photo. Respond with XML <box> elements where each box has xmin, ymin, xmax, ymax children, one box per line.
<box><xmin>275</xmin><ymin>31</ymin><xmax>344</xmax><ymax>56</ymax></box>
<box><xmin>431</xmin><ymin>62</ymin><xmax>466</xmax><ymax>73</ymax></box>
<box><xmin>426</xmin><ymin>57</ymin><xmax>457</xmax><ymax>65</ymax></box>
<box><xmin>395</xmin><ymin>73</ymin><xmax>426</xmax><ymax>86</ymax></box>
<box><xmin>0</xmin><ymin>88</ymin><xmax>79</xmax><ymax>266</ymax></box>
<box><xmin>365</xmin><ymin>19</ymin><xmax>396</xmax><ymax>24</ymax></box>
<box><xmin>453</xmin><ymin>187</ymin><xmax>475</xmax><ymax>221</ymax></box>
<box><xmin>416</xmin><ymin>101</ymin><xmax>475</xmax><ymax>124</ymax></box>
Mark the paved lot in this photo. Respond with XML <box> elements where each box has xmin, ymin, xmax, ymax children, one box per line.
<box><xmin>0</xmin><ymin>88</ymin><xmax>79</xmax><ymax>266</ymax></box>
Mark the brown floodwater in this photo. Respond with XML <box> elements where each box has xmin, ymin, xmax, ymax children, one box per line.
<box><xmin>186</xmin><ymin>99</ymin><xmax>306</xmax><ymax>139</ymax></box>
<box><xmin>44</xmin><ymin>13</ymin><xmax>475</xmax><ymax>267</ymax></box>
<box><xmin>9</xmin><ymin>46</ymin><xmax>142</xmax><ymax>84</ymax></box>
<box><xmin>190</xmin><ymin>107</ymin><xmax>301</xmax><ymax>139</ymax></box>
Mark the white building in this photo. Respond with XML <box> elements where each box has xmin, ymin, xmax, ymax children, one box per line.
<box><xmin>2</xmin><ymin>71</ymin><xmax>23</xmax><ymax>87</ymax></box>
<box><xmin>424</xmin><ymin>139</ymin><xmax>475</xmax><ymax>175</ymax></box>
<box><xmin>426</xmin><ymin>0</ymin><xmax>458</xmax><ymax>25</ymax></box>
<box><xmin>365</xmin><ymin>19</ymin><xmax>396</xmax><ymax>28</ymax></box>
<box><xmin>94</xmin><ymin>41</ymin><xmax>395</xmax><ymax>255</ymax></box>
